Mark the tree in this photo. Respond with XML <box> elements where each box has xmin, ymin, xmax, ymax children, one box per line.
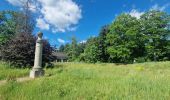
<box><xmin>0</xmin><ymin>11</ymin><xmax>17</xmax><ymax>45</ymax></box>
<box><xmin>98</xmin><ymin>25</ymin><xmax>110</xmax><ymax>62</ymax></box>
<box><xmin>64</xmin><ymin>37</ymin><xmax>80</xmax><ymax>61</ymax></box>
<box><xmin>63</xmin><ymin>43</ymin><xmax>70</xmax><ymax>53</ymax></box>
<box><xmin>106</xmin><ymin>14</ymin><xmax>141</xmax><ymax>63</ymax></box>
<box><xmin>15</xmin><ymin>0</ymin><xmax>35</xmax><ymax>34</ymax></box>
<box><xmin>71</xmin><ymin>37</ymin><xmax>79</xmax><ymax>60</ymax></box>
<box><xmin>1</xmin><ymin>33</ymin><xmax>35</xmax><ymax>67</ymax></box>
<box><xmin>140</xmin><ymin>10</ymin><xmax>170</xmax><ymax>61</ymax></box>
<box><xmin>0</xmin><ymin>0</ymin><xmax>35</xmax><ymax>45</ymax></box>
<box><xmin>81</xmin><ymin>37</ymin><xmax>100</xmax><ymax>63</ymax></box>
<box><xmin>77</xmin><ymin>42</ymin><xmax>86</xmax><ymax>54</ymax></box>
<box><xmin>59</xmin><ymin>44</ymin><xmax>65</xmax><ymax>52</ymax></box>
<box><xmin>1</xmin><ymin>33</ymin><xmax>55</xmax><ymax>68</ymax></box>
<box><xmin>57</xmin><ymin>10</ymin><xmax>170</xmax><ymax>63</ymax></box>
<box><xmin>42</xmin><ymin>39</ymin><xmax>56</xmax><ymax>67</ymax></box>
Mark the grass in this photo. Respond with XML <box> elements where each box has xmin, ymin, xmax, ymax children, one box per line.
<box><xmin>0</xmin><ymin>62</ymin><xmax>29</xmax><ymax>80</ymax></box>
<box><xmin>0</xmin><ymin>62</ymin><xmax>170</xmax><ymax>100</ymax></box>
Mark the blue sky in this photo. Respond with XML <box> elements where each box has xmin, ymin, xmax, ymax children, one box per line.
<box><xmin>0</xmin><ymin>0</ymin><xmax>170</xmax><ymax>47</ymax></box>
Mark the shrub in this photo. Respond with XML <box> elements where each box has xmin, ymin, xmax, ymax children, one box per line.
<box><xmin>135</xmin><ymin>57</ymin><xmax>147</xmax><ymax>63</ymax></box>
<box><xmin>1</xmin><ymin>33</ymin><xmax>55</xmax><ymax>68</ymax></box>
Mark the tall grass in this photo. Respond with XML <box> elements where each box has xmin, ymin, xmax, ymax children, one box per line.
<box><xmin>0</xmin><ymin>62</ymin><xmax>29</xmax><ymax>80</ymax></box>
<box><xmin>0</xmin><ymin>62</ymin><xmax>170</xmax><ymax>100</ymax></box>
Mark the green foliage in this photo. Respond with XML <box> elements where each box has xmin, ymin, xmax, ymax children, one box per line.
<box><xmin>82</xmin><ymin>37</ymin><xmax>100</xmax><ymax>63</ymax></box>
<box><xmin>61</xmin><ymin>26</ymin><xmax>109</xmax><ymax>63</ymax></box>
<box><xmin>106</xmin><ymin>14</ymin><xmax>141</xmax><ymax>63</ymax></box>
<box><xmin>60</xmin><ymin>37</ymin><xmax>86</xmax><ymax>62</ymax></box>
<box><xmin>58</xmin><ymin>44</ymin><xmax>64</xmax><ymax>52</ymax></box>
<box><xmin>63</xmin><ymin>37</ymin><xmax>79</xmax><ymax>61</ymax></box>
<box><xmin>0</xmin><ymin>11</ymin><xmax>17</xmax><ymax>45</ymax></box>
<box><xmin>98</xmin><ymin>25</ymin><xmax>110</xmax><ymax>62</ymax></box>
<box><xmin>60</xmin><ymin>10</ymin><xmax>170</xmax><ymax>64</ymax></box>
<box><xmin>69</xmin><ymin>37</ymin><xmax>79</xmax><ymax>61</ymax></box>
<box><xmin>140</xmin><ymin>10</ymin><xmax>170</xmax><ymax>61</ymax></box>
<box><xmin>0</xmin><ymin>10</ymin><xmax>35</xmax><ymax>45</ymax></box>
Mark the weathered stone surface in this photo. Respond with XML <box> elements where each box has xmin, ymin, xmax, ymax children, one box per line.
<box><xmin>30</xmin><ymin>32</ymin><xmax>44</xmax><ymax>78</ymax></box>
<box><xmin>30</xmin><ymin>69</ymin><xmax>44</xmax><ymax>78</ymax></box>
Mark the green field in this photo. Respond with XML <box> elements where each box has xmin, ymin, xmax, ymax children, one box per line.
<box><xmin>0</xmin><ymin>62</ymin><xmax>170</xmax><ymax>100</ymax></box>
<box><xmin>0</xmin><ymin>62</ymin><xmax>29</xmax><ymax>80</ymax></box>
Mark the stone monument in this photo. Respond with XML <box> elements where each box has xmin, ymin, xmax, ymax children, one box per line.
<box><xmin>30</xmin><ymin>32</ymin><xmax>44</xmax><ymax>78</ymax></box>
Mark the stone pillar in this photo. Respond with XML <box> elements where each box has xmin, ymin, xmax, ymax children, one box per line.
<box><xmin>30</xmin><ymin>32</ymin><xmax>44</xmax><ymax>78</ymax></box>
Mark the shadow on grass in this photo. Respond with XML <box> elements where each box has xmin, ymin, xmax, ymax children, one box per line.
<box><xmin>55</xmin><ymin>64</ymin><xmax>65</xmax><ymax>68</ymax></box>
<box><xmin>45</xmin><ymin>64</ymin><xmax>66</xmax><ymax>77</ymax></box>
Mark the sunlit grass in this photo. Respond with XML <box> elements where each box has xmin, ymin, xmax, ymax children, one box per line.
<box><xmin>0</xmin><ymin>62</ymin><xmax>29</xmax><ymax>80</ymax></box>
<box><xmin>0</xmin><ymin>61</ymin><xmax>170</xmax><ymax>100</ymax></box>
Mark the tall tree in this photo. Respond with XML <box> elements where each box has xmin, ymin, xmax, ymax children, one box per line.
<box><xmin>98</xmin><ymin>25</ymin><xmax>110</xmax><ymax>62</ymax></box>
<box><xmin>81</xmin><ymin>37</ymin><xmax>100</xmax><ymax>63</ymax></box>
<box><xmin>106</xmin><ymin>14</ymin><xmax>141</xmax><ymax>63</ymax></box>
<box><xmin>140</xmin><ymin>10</ymin><xmax>170</xmax><ymax>61</ymax></box>
<box><xmin>63</xmin><ymin>37</ymin><xmax>79</xmax><ymax>61</ymax></box>
<box><xmin>0</xmin><ymin>11</ymin><xmax>17</xmax><ymax>45</ymax></box>
<box><xmin>1</xmin><ymin>33</ymin><xmax>55</xmax><ymax>68</ymax></box>
<box><xmin>70</xmin><ymin>37</ymin><xmax>79</xmax><ymax>61</ymax></box>
<box><xmin>64</xmin><ymin>43</ymin><xmax>70</xmax><ymax>53</ymax></box>
<box><xmin>15</xmin><ymin>0</ymin><xmax>35</xmax><ymax>34</ymax></box>
<box><xmin>59</xmin><ymin>44</ymin><xmax>65</xmax><ymax>52</ymax></box>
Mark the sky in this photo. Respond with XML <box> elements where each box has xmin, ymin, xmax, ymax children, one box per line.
<box><xmin>0</xmin><ymin>0</ymin><xmax>170</xmax><ymax>47</ymax></box>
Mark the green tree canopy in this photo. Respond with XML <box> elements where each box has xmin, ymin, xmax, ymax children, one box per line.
<box><xmin>0</xmin><ymin>11</ymin><xmax>17</xmax><ymax>45</ymax></box>
<box><xmin>140</xmin><ymin>10</ymin><xmax>170</xmax><ymax>61</ymax></box>
<box><xmin>106</xmin><ymin>14</ymin><xmax>141</xmax><ymax>63</ymax></box>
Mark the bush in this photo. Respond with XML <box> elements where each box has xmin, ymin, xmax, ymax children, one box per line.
<box><xmin>1</xmin><ymin>33</ymin><xmax>55</xmax><ymax>68</ymax></box>
<box><xmin>135</xmin><ymin>57</ymin><xmax>147</xmax><ymax>63</ymax></box>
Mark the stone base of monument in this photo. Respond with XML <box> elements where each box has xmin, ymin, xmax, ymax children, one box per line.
<box><xmin>29</xmin><ymin>68</ymin><xmax>44</xmax><ymax>78</ymax></box>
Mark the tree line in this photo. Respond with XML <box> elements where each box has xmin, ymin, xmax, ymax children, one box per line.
<box><xmin>59</xmin><ymin>10</ymin><xmax>170</xmax><ymax>63</ymax></box>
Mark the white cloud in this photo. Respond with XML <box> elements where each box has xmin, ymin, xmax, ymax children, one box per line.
<box><xmin>57</xmin><ymin>38</ymin><xmax>65</xmax><ymax>44</ymax></box>
<box><xmin>6</xmin><ymin>0</ymin><xmax>24</xmax><ymax>6</ymax></box>
<box><xmin>36</xmin><ymin>18</ymin><xmax>49</xmax><ymax>30</ymax></box>
<box><xmin>6</xmin><ymin>0</ymin><xmax>82</xmax><ymax>33</ymax></box>
<box><xmin>80</xmin><ymin>40</ymin><xmax>86</xmax><ymax>43</ymax></box>
<box><xmin>37</xmin><ymin>0</ymin><xmax>82</xmax><ymax>33</ymax></box>
<box><xmin>129</xmin><ymin>9</ymin><xmax>144</xmax><ymax>19</ymax></box>
<box><xmin>49</xmin><ymin>39</ymin><xmax>58</xmax><ymax>45</ymax></box>
<box><xmin>151</xmin><ymin>4</ymin><xmax>170</xmax><ymax>11</ymax></box>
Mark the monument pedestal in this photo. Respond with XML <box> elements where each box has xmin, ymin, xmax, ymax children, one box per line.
<box><xmin>30</xmin><ymin>68</ymin><xmax>44</xmax><ymax>78</ymax></box>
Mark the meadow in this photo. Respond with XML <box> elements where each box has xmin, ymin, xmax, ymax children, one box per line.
<box><xmin>0</xmin><ymin>62</ymin><xmax>29</xmax><ymax>80</ymax></box>
<box><xmin>0</xmin><ymin>62</ymin><xmax>170</xmax><ymax>100</ymax></box>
